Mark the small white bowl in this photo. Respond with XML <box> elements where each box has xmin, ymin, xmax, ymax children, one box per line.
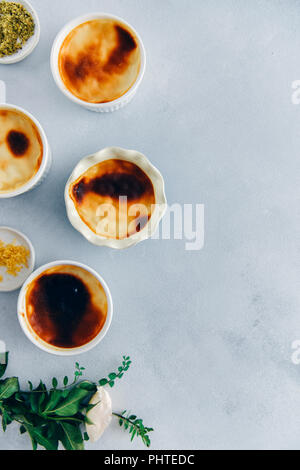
<box><xmin>65</xmin><ymin>147</ymin><xmax>167</xmax><ymax>249</ymax></box>
<box><xmin>17</xmin><ymin>260</ymin><xmax>113</xmax><ymax>356</ymax></box>
<box><xmin>0</xmin><ymin>227</ymin><xmax>35</xmax><ymax>292</ymax></box>
<box><xmin>0</xmin><ymin>0</ymin><xmax>40</xmax><ymax>65</ymax></box>
<box><xmin>0</xmin><ymin>80</ymin><xmax>52</xmax><ymax>198</ymax></box>
<box><xmin>50</xmin><ymin>13</ymin><xmax>146</xmax><ymax>113</ymax></box>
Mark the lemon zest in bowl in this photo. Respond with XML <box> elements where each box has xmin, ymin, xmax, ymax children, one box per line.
<box><xmin>0</xmin><ymin>239</ymin><xmax>30</xmax><ymax>280</ymax></box>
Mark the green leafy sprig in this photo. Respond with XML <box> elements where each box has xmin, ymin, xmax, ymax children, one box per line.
<box><xmin>113</xmin><ymin>411</ymin><xmax>154</xmax><ymax>448</ymax></box>
<box><xmin>99</xmin><ymin>356</ymin><xmax>132</xmax><ymax>388</ymax></box>
<box><xmin>0</xmin><ymin>354</ymin><xmax>153</xmax><ymax>450</ymax></box>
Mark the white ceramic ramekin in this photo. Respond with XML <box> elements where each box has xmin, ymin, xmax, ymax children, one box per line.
<box><xmin>65</xmin><ymin>147</ymin><xmax>167</xmax><ymax>249</ymax></box>
<box><xmin>17</xmin><ymin>260</ymin><xmax>113</xmax><ymax>356</ymax></box>
<box><xmin>0</xmin><ymin>0</ymin><xmax>40</xmax><ymax>65</ymax></box>
<box><xmin>50</xmin><ymin>13</ymin><xmax>146</xmax><ymax>112</ymax></box>
<box><xmin>0</xmin><ymin>81</ymin><xmax>51</xmax><ymax>198</ymax></box>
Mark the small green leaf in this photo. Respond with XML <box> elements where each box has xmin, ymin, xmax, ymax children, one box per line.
<box><xmin>47</xmin><ymin>422</ymin><xmax>59</xmax><ymax>440</ymax></box>
<box><xmin>144</xmin><ymin>435</ymin><xmax>151</xmax><ymax>447</ymax></box>
<box><xmin>1</xmin><ymin>409</ymin><xmax>12</xmax><ymax>432</ymax></box>
<box><xmin>52</xmin><ymin>378</ymin><xmax>58</xmax><ymax>389</ymax></box>
<box><xmin>61</xmin><ymin>389</ymin><xmax>69</xmax><ymax>399</ymax></box>
<box><xmin>78</xmin><ymin>381</ymin><xmax>97</xmax><ymax>392</ymax></box>
<box><xmin>28</xmin><ymin>425</ymin><xmax>58</xmax><ymax>451</ymax></box>
<box><xmin>20</xmin><ymin>425</ymin><xmax>26</xmax><ymax>435</ymax></box>
<box><xmin>50</xmin><ymin>387</ymin><xmax>90</xmax><ymax>417</ymax></box>
<box><xmin>42</xmin><ymin>389</ymin><xmax>63</xmax><ymax>414</ymax></box>
<box><xmin>60</xmin><ymin>422</ymin><xmax>84</xmax><ymax>451</ymax></box>
<box><xmin>29</xmin><ymin>381</ymin><xmax>45</xmax><ymax>414</ymax></box>
<box><xmin>85</xmin><ymin>402</ymin><xmax>98</xmax><ymax>414</ymax></box>
<box><xmin>63</xmin><ymin>376</ymin><xmax>68</xmax><ymax>387</ymax></box>
<box><xmin>99</xmin><ymin>379</ymin><xmax>108</xmax><ymax>386</ymax></box>
<box><xmin>0</xmin><ymin>377</ymin><xmax>19</xmax><ymax>400</ymax></box>
<box><xmin>24</xmin><ymin>425</ymin><xmax>38</xmax><ymax>451</ymax></box>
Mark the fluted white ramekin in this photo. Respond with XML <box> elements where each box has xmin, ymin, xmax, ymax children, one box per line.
<box><xmin>0</xmin><ymin>81</ymin><xmax>51</xmax><ymax>198</ymax></box>
<box><xmin>65</xmin><ymin>147</ymin><xmax>167</xmax><ymax>249</ymax></box>
<box><xmin>50</xmin><ymin>13</ymin><xmax>146</xmax><ymax>113</ymax></box>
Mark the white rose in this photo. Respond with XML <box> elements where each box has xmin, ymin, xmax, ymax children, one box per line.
<box><xmin>86</xmin><ymin>386</ymin><xmax>112</xmax><ymax>442</ymax></box>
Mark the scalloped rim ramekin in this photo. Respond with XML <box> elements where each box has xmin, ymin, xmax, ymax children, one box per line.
<box><xmin>0</xmin><ymin>81</ymin><xmax>52</xmax><ymax>198</ymax></box>
<box><xmin>17</xmin><ymin>260</ymin><xmax>113</xmax><ymax>356</ymax></box>
<box><xmin>65</xmin><ymin>147</ymin><xmax>167</xmax><ymax>249</ymax></box>
<box><xmin>0</xmin><ymin>0</ymin><xmax>40</xmax><ymax>65</ymax></box>
<box><xmin>50</xmin><ymin>13</ymin><xmax>146</xmax><ymax>113</ymax></box>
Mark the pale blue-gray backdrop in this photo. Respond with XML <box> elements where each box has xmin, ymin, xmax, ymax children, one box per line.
<box><xmin>1</xmin><ymin>0</ymin><xmax>300</xmax><ymax>450</ymax></box>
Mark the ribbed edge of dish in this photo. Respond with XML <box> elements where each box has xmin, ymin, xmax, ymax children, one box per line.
<box><xmin>79</xmin><ymin>90</ymin><xmax>137</xmax><ymax>113</ymax></box>
<box><xmin>65</xmin><ymin>147</ymin><xmax>167</xmax><ymax>249</ymax></box>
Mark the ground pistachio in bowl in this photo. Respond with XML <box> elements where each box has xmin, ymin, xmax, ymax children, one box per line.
<box><xmin>0</xmin><ymin>1</ymin><xmax>35</xmax><ymax>57</ymax></box>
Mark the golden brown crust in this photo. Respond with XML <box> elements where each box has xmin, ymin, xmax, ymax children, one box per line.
<box><xmin>59</xmin><ymin>19</ymin><xmax>141</xmax><ymax>103</ymax></box>
<box><xmin>25</xmin><ymin>265</ymin><xmax>108</xmax><ymax>349</ymax></box>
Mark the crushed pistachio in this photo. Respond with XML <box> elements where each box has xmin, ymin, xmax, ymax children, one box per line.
<box><xmin>0</xmin><ymin>1</ymin><xmax>35</xmax><ymax>58</ymax></box>
<box><xmin>0</xmin><ymin>239</ymin><xmax>30</xmax><ymax>279</ymax></box>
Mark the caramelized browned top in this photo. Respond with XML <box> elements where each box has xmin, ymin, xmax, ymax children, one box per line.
<box><xmin>0</xmin><ymin>108</ymin><xmax>43</xmax><ymax>193</ymax></box>
<box><xmin>69</xmin><ymin>159</ymin><xmax>156</xmax><ymax>239</ymax></box>
<box><xmin>7</xmin><ymin>130</ymin><xmax>30</xmax><ymax>156</ymax></box>
<box><xmin>25</xmin><ymin>265</ymin><xmax>108</xmax><ymax>349</ymax></box>
<box><xmin>59</xmin><ymin>19</ymin><xmax>141</xmax><ymax>103</ymax></box>
<box><xmin>72</xmin><ymin>160</ymin><xmax>153</xmax><ymax>203</ymax></box>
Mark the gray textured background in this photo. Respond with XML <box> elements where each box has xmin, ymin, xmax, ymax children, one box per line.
<box><xmin>1</xmin><ymin>0</ymin><xmax>300</xmax><ymax>450</ymax></box>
